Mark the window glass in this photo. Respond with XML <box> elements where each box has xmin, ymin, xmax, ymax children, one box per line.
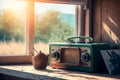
<box><xmin>34</xmin><ymin>2</ymin><xmax>76</xmax><ymax>54</ymax></box>
<box><xmin>0</xmin><ymin>0</ymin><xmax>26</xmax><ymax>55</ymax></box>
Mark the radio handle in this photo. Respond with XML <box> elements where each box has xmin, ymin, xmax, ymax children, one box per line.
<box><xmin>67</xmin><ymin>36</ymin><xmax>93</xmax><ymax>43</ymax></box>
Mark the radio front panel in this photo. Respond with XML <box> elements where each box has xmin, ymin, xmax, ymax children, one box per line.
<box><xmin>50</xmin><ymin>45</ymin><xmax>91</xmax><ymax>68</ymax></box>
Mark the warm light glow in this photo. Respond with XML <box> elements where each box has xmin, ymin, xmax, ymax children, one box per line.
<box><xmin>108</xmin><ymin>16</ymin><xmax>118</xmax><ymax>27</ymax></box>
<box><xmin>0</xmin><ymin>0</ymin><xmax>27</xmax><ymax>55</ymax></box>
<box><xmin>2</xmin><ymin>0</ymin><xmax>26</xmax><ymax>11</ymax></box>
<box><xmin>103</xmin><ymin>22</ymin><xmax>120</xmax><ymax>44</ymax></box>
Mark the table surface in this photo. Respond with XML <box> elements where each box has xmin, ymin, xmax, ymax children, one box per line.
<box><xmin>0</xmin><ymin>64</ymin><xmax>120</xmax><ymax>80</ymax></box>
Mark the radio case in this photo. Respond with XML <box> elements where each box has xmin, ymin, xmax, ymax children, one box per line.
<box><xmin>49</xmin><ymin>36</ymin><xmax>109</xmax><ymax>72</ymax></box>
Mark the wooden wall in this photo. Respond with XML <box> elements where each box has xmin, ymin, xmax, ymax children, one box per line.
<box><xmin>93</xmin><ymin>0</ymin><xmax>120</xmax><ymax>49</ymax></box>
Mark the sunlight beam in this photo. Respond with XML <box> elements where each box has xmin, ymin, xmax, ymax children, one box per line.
<box><xmin>1</xmin><ymin>0</ymin><xmax>26</xmax><ymax>11</ymax></box>
<box><xmin>103</xmin><ymin>22</ymin><xmax>120</xmax><ymax>44</ymax></box>
<box><xmin>108</xmin><ymin>16</ymin><xmax>118</xmax><ymax>27</ymax></box>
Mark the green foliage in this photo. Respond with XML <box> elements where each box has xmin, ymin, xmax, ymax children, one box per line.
<box><xmin>0</xmin><ymin>9</ymin><xmax>25</xmax><ymax>42</ymax></box>
<box><xmin>0</xmin><ymin>9</ymin><xmax>74</xmax><ymax>43</ymax></box>
<box><xmin>35</xmin><ymin>10</ymin><xmax>74</xmax><ymax>43</ymax></box>
<box><xmin>49</xmin><ymin>22</ymin><xmax>74</xmax><ymax>43</ymax></box>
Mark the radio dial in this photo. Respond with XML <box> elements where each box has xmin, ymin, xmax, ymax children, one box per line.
<box><xmin>51</xmin><ymin>50</ymin><xmax>60</xmax><ymax>61</ymax></box>
<box><xmin>81</xmin><ymin>52</ymin><xmax>90</xmax><ymax>63</ymax></box>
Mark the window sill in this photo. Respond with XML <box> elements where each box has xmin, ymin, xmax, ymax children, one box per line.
<box><xmin>0</xmin><ymin>55</ymin><xmax>32</xmax><ymax>64</ymax></box>
<box><xmin>0</xmin><ymin>65</ymin><xmax>119</xmax><ymax>80</ymax></box>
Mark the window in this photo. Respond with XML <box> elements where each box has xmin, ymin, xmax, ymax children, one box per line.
<box><xmin>0</xmin><ymin>0</ymin><xmax>87</xmax><ymax>64</ymax></box>
<box><xmin>0</xmin><ymin>0</ymin><xmax>27</xmax><ymax>56</ymax></box>
<box><xmin>34</xmin><ymin>2</ymin><xmax>76</xmax><ymax>54</ymax></box>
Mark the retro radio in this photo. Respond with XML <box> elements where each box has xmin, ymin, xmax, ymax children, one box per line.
<box><xmin>49</xmin><ymin>36</ymin><xmax>109</xmax><ymax>72</ymax></box>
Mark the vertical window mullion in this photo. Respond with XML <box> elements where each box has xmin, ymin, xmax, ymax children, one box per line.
<box><xmin>76</xmin><ymin>5</ymin><xmax>85</xmax><ymax>41</ymax></box>
<box><xmin>26</xmin><ymin>0</ymin><xmax>34</xmax><ymax>56</ymax></box>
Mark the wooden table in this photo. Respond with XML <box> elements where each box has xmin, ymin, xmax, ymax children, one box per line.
<box><xmin>0</xmin><ymin>65</ymin><xmax>119</xmax><ymax>80</ymax></box>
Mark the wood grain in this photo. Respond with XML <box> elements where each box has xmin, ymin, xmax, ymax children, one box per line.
<box><xmin>0</xmin><ymin>65</ymin><xmax>120</xmax><ymax>80</ymax></box>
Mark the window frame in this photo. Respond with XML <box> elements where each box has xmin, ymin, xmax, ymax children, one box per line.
<box><xmin>35</xmin><ymin>0</ymin><xmax>86</xmax><ymax>5</ymax></box>
<box><xmin>0</xmin><ymin>0</ymin><xmax>33</xmax><ymax>64</ymax></box>
<box><xmin>0</xmin><ymin>0</ymin><xmax>91</xmax><ymax>64</ymax></box>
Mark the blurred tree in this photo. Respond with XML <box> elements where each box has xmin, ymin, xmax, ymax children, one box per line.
<box><xmin>35</xmin><ymin>10</ymin><xmax>74</xmax><ymax>43</ymax></box>
<box><xmin>0</xmin><ymin>9</ymin><xmax>25</xmax><ymax>42</ymax></box>
<box><xmin>0</xmin><ymin>9</ymin><xmax>74</xmax><ymax>43</ymax></box>
<box><xmin>49</xmin><ymin>23</ymin><xmax>74</xmax><ymax>43</ymax></box>
<box><xmin>0</xmin><ymin>13</ymin><xmax>3</xmax><ymax>41</ymax></box>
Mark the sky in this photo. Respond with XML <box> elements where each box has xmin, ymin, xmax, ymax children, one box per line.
<box><xmin>35</xmin><ymin>2</ymin><xmax>76</xmax><ymax>15</ymax></box>
<box><xmin>0</xmin><ymin>0</ymin><xmax>26</xmax><ymax>11</ymax></box>
<box><xmin>0</xmin><ymin>1</ymin><xmax>75</xmax><ymax>15</ymax></box>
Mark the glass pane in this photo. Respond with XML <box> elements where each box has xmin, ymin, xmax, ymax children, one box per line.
<box><xmin>34</xmin><ymin>2</ymin><xmax>76</xmax><ymax>54</ymax></box>
<box><xmin>0</xmin><ymin>0</ymin><xmax>26</xmax><ymax>55</ymax></box>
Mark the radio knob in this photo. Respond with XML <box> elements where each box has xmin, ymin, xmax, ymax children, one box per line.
<box><xmin>51</xmin><ymin>50</ymin><xmax>60</xmax><ymax>61</ymax></box>
<box><xmin>81</xmin><ymin>52</ymin><xmax>90</xmax><ymax>63</ymax></box>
